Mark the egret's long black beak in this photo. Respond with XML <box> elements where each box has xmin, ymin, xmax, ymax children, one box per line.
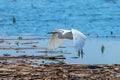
<box><xmin>47</xmin><ymin>32</ymin><xmax>57</xmax><ymax>34</ymax></box>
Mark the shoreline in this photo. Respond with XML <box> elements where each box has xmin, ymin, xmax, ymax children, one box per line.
<box><xmin>0</xmin><ymin>61</ymin><xmax>120</xmax><ymax>80</ymax></box>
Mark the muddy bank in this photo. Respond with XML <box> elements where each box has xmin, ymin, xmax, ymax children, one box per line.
<box><xmin>0</xmin><ymin>61</ymin><xmax>120</xmax><ymax>80</ymax></box>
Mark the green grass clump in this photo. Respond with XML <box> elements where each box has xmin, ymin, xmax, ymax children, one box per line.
<box><xmin>101</xmin><ymin>45</ymin><xmax>105</xmax><ymax>54</ymax></box>
<box><xmin>18</xmin><ymin>36</ymin><xmax>23</xmax><ymax>40</ymax></box>
<box><xmin>12</xmin><ymin>17</ymin><xmax>16</xmax><ymax>23</ymax></box>
<box><xmin>110</xmin><ymin>31</ymin><xmax>113</xmax><ymax>35</ymax></box>
<box><xmin>15</xmin><ymin>41</ymin><xmax>19</xmax><ymax>46</ymax></box>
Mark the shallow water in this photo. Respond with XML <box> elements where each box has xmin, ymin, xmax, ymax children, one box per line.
<box><xmin>0</xmin><ymin>0</ymin><xmax>120</xmax><ymax>64</ymax></box>
<box><xmin>0</xmin><ymin>35</ymin><xmax>120</xmax><ymax>64</ymax></box>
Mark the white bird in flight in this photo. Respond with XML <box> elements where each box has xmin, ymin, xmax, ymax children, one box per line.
<box><xmin>47</xmin><ymin>28</ymin><xmax>87</xmax><ymax>54</ymax></box>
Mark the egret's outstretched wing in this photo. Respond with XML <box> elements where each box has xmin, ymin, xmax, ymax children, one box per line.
<box><xmin>71</xmin><ymin>29</ymin><xmax>87</xmax><ymax>51</ymax></box>
<box><xmin>48</xmin><ymin>33</ymin><xmax>65</xmax><ymax>50</ymax></box>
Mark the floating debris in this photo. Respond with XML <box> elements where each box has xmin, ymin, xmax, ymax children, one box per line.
<box><xmin>0</xmin><ymin>39</ymin><xmax>4</xmax><ymax>43</ymax></box>
<box><xmin>0</xmin><ymin>55</ymin><xmax>66</xmax><ymax>60</ymax></box>
<box><xmin>3</xmin><ymin>53</ymin><xmax>11</xmax><ymax>57</ymax></box>
<box><xmin>0</xmin><ymin>47</ymin><xmax>42</xmax><ymax>50</ymax></box>
<box><xmin>71</xmin><ymin>57</ymin><xmax>78</xmax><ymax>59</ymax></box>
<box><xmin>21</xmin><ymin>42</ymin><xmax>39</xmax><ymax>44</ymax></box>
<box><xmin>16</xmin><ymin>50</ymin><xmax>26</xmax><ymax>53</ymax></box>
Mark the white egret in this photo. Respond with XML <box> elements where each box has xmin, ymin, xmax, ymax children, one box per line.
<box><xmin>47</xmin><ymin>28</ymin><xmax>87</xmax><ymax>54</ymax></box>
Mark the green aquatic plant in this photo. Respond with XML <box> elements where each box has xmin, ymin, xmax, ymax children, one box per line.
<box><xmin>12</xmin><ymin>17</ymin><xmax>16</xmax><ymax>23</ymax></box>
<box><xmin>110</xmin><ymin>31</ymin><xmax>113</xmax><ymax>35</ymax></box>
<box><xmin>15</xmin><ymin>41</ymin><xmax>20</xmax><ymax>46</ymax></box>
<box><xmin>18</xmin><ymin>36</ymin><xmax>23</xmax><ymax>40</ymax></box>
<box><xmin>101</xmin><ymin>45</ymin><xmax>105</xmax><ymax>54</ymax></box>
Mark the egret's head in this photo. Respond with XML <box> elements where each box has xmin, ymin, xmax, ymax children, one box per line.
<box><xmin>48</xmin><ymin>29</ymin><xmax>64</xmax><ymax>34</ymax></box>
<box><xmin>47</xmin><ymin>31</ymin><xmax>57</xmax><ymax>34</ymax></box>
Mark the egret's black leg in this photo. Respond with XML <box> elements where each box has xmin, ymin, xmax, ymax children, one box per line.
<box><xmin>78</xmin><ymin>50</ymin><xmax>85</xmax><ymax>58</ymax></box>
<box><xmin>78</xmin><ymin>50</ymin><xmax>81</xmax><ymax>57</ymax></box>
<box><xmin>81</xmin><ymin>50</ymin><xmax>84</xmax><ymax>58</ymax></box>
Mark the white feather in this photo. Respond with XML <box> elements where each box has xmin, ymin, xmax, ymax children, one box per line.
<box><xmin>48</xmin><ymin>28</ymin><xmax>87</xmax><ymax>52</ymax></box>
<box><xmin>48</xmin><ymin>33</ymin><xmax>65</xmax><ymax>50</ymax></box>
<box><xmin>71</xmin><ymin>29</ymin><xmax>87</xmax><ymax>51</ymax></box>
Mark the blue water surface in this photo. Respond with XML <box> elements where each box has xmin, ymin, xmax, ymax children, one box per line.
<box><xmin>0</xmin><ymin>0</ymin><xmax>120</xmax><ymax>36</ymax></box>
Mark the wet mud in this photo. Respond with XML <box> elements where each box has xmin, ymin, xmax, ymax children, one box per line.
<box><xmin>0</xmin><ymin>59</ymin><xmax>120</xmax><ymax>80</ymax></box>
